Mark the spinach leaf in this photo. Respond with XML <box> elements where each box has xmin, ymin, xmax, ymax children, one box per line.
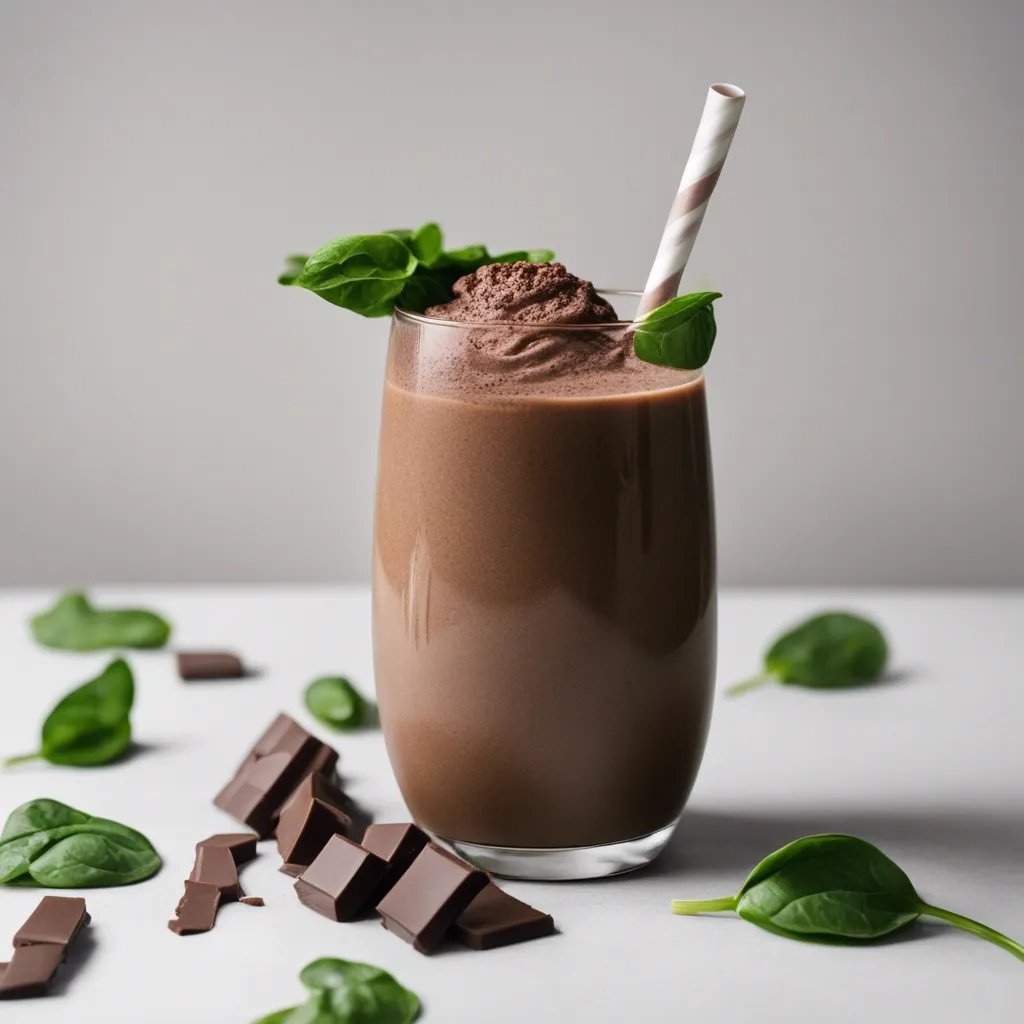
<box><xmin>280</xmin><ymin>224</ymin><xmax>553</xmax><ymax>317</ymax></box>
<box><xmin>254</xmin><ymin>958</ymin><xmax>420</xmax><ymax>1024</ymax></box>
<box><xmin>304</xmin><ymin>677</ymin><xmax>369</xmax><ymax>732</ymax></box>
<box><xmin>671</xmin><ymin>834</ymin><xmax>1024</xmax><ymax>962</ymax></box>
<box><xmin>294</xmin><ymin>234</ymin><xmax>418</xmax><ymax>315</ymax></box>
<box><xmin>408</xmin><ymin>222</ymin><xmax>443</xmax><ymax>266</ymax></box>
<box><xmin>5</xmin><ymin>658</ymin><xmax>135</xmax><ymax>768</ymax></box>
<box><xmin>31</xmin><ymin>591</ymin><xmax>172</xmax><ymax>651</ymax></box>
<box><xmin>0</xmin><ymin>798</ymin><xmax>161</xmax><ymax>887</ymax></box>
<box><xmin>632</xmin><ymin>291</ymin><xmax>721</xmax><ymax>369</ymax></box>
<box><xmin>729</xmin><ymin>611</ymin><xmax>888</xmax><ymax>696</ymax></box>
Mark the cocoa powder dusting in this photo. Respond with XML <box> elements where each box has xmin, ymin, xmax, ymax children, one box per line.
<box><xmin>427</xmin><ymin>262</ymin><xmax>618</xmax><ymax>325</ymax></box>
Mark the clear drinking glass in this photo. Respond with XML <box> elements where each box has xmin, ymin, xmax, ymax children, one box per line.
<box><xmin>372</xmin><ymin>293</ymin><xmax>716</xmax><ymax>880</ymax></box>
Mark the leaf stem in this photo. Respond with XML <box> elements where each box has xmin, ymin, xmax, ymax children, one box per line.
<box><xmin>671</xmin><ymin>897</ymin><xmax>738</xmax><ymax>915</ymax></box>
<box><xmin>3</xmin><ymin>752</ymin><xmax>43</xmax><ymax>768</ymax></box>
<box><xmin>725</xmin><ymin>673</ymin><xmax>773</xmax><ymax>697</ymax></box>
<box><xmin>919</xmin><ymin>903</ymin><xmax>1024</xmax><ymax>962</ymax></box>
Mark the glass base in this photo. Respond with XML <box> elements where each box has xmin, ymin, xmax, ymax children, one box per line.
<box><xmin>433</xmin><ymin>818</ymin><xmax>679</xmax><ymax>881</ymax></box>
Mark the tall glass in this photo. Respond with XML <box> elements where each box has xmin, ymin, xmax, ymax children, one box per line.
<box><xmin>372</xmin><ymin>295</ymin><xmax>716</xmax><ymax>879</ymax></box>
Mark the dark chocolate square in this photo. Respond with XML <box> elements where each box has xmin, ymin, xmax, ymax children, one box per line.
<box><xmin>452</xmin><ymin>883</ymin><xmax>555</xmax><ymax>949</ymax></box>
<box><xmin>12</xmin><ymin>896</ymin><xmax>89</xmax><ymax>949</ymax></box>
<box><xmin>176</xmin><ymin>651</ymin><xmax>245</xmax><ymax>680</ymax></box>
<box><xmin>213</xmin><ymin>714</ymin><xmax>339</xmax><ymax>838</ymax></box>
<box><xmin>275</xmin><ymin>773</ymin><xmax>355</xmax><ymax>868</ymax></box>
<box><xmin>294</xmin><ymin>835</ymin><xmax>389</xmax><ymax>921</ymax></box>
<box><xmin>189</xmin><ymin>844</ymin><xmax>242</xmax><ymax>902</ymax></box>
<box><xmin>376</xmin><ymin>844</ymin><xmax>488</xmax><ymax>954</ymax></box>
<box><xmin>0</xmin><ymin>944</ymin><xmax>64</xmax><ymax>999</ymax></box>
<box><xmin>168</xmin><ymin>880</ymin><xmax>221</xmax><ymax>935</ymax></box>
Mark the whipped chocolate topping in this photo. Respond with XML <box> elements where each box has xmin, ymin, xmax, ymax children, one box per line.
<box><xmin>426</xmin><ymin>262</ymin><xmax>618</xmax><ymax>325</ymax></box>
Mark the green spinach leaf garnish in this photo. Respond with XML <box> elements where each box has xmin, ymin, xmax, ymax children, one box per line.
<box><xmin>304</xmin><ymin>677</ymin><xmax>370</xmax><ymax>732</ymax></box>
<box><xmin>279</xmin><ymin>223</ymin><xmax>553</xmax><ymax>317</ymax></box>
<box><xmin>728</xmin><ymin>611</ymin><xmax>888</xmax><ymax>696</ymax></box>
<box><xmin>632</xmin><ymin>291</ymin><xmax>720</xmax><ymax>369</ymax></box>
<box><xmin>6</xmin><ymin>657</ymin><xmax>135</xmax><ymax>768</ymax></box>
<box><xmin>31</xmin><ymin>591</ymin><xmax>172</xmax><ymax>651</ymax></box>
<box><xmin>0</xmin><ymin>798</ymin><xmax>161</xmax><ymax>888</ymax></box>
<box><xmin>254</xmin><ymin>957</ymin><xmax>420</xmax><ymax>1023</ymax></box>
<box><xmin>672</xmin><ymin>834</ymin><xmax>1024</xmax><ymax>962</ymax></box>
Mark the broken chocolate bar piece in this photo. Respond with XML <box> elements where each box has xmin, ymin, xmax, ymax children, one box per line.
<box><xmin>196</xmin><ymin>832</ymin><xmax>259</xmax><ymax>865</ymax></box>
<box><xmin>377</xmin><ymin>844</ymin><xmax>489</xmax><ymax>954</ymax></box>
<box><xmin>213</xmin><ymin>713</ymin><xmax>339</xmax><ymax>838</ymax></box>
<box><xmin>361</xmin><ymin>822</ymin><xmax>430</xmax><ymax>904</ymax></box>
<box><xmin>177</xmin><ymin>651</ymin><xmax>246</xmax><ymax>680</ymax></box>
<box><xmin>189</xmin><ymin>844</ymin><xmax>243</xmax><ymax>902</ymax></box>
<box><xmin>0</xmin><ymin>944</ymin><xmax>65</xmax><ymax>999</ymax></box>
<box><xmin>294</xmin><ymin>835</ymin><xmax>389</xmax><ymax>922</ymax></box>
<box><xmin>452</xmin><ymin>883</ymin><xmax>554</xmax><ymax>950</ymax></box>
<box><xmin>13</xmin><ymin>896</ymin><xmax>90</xmax><ymax>950</ymax></box>
<box><xmin>275</xmin><ymin>773</ymin><xmax>356</xmax><ymax>869</ymax></box>
<box><xmin>168</xmin><ymin>880</ymin><xmax>221</xmax><ymax>935</ymax></box>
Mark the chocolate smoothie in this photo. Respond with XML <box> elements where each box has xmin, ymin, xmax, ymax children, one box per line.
<box><xmin>373</xmin><ymin>263</ymin><xmax>715</xmax><ymax>856</ymax></box>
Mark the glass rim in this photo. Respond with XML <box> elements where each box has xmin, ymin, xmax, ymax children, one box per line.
<box><xmin>393</xmin><ymin>288</ymin><xmax>642</xmax><ymax>330</ymax></box>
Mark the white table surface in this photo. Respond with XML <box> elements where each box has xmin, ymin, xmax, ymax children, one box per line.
<box><xmin>0</xmin><ymin>587</ymin><xmax>1021</xmax><ymax>1023</ymax></box>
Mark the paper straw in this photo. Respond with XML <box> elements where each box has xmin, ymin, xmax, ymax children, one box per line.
<box><xmin>634</xmin><ymin>83</ymin><xmax>746</xmax><ymax>321</ymax></box>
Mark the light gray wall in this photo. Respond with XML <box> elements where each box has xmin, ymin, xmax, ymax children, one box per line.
<box><xmin>1</xmin><ymin>0</ymin><xmax>1022</xmax><ymax>587</ymax></box>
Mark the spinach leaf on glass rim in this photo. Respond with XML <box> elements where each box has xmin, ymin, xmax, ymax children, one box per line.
<box><xmin>279</xmin><ymin>222</ymin><xmax>554</xmax><ymax>317</ymax></box>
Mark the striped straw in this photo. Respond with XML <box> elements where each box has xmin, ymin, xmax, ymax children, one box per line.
<box><xmin>634</xmin><ymin>83</ymin><xmax>746</xmax><ymax>321</ymax></box>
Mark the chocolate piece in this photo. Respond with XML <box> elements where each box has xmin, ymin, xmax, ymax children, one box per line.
<box><xmin>177</xmin><ymin>651</ymin><xmax>245</xmax><ymax>680</ymax></box>
<box><xmin>361</xmin><ymin>822</ymin><xmax>430</xmax><ymax>904</ymax></box>
<box><xmin>189</xmin><ymin>844</ymin><xmax>242</xmax><ymax>902</ymax></box>
<box><xmin>0</xmin><ymin>944</ymin><xmax>64</xmax><ymax>999</ymax></box>
<box><xmin>376</xmin><ymin>844</ymin><xmax>488</xmax><ymax>954</ymax></box>
<box><xmin>13</xmin><ymin>896</ymin><xmax>90</xmax><ymax>949</ymax></box>
<box><xmin>168</xmin><ymin>880</ymin><xmax>221</xmax><ymax>935</ymax></box>
<box><xmin>214</xmin><ymin>713</ymin><xmax>339</xmax><ymax>838</ymax></box>
<box><xmin>275</xmin><ymin>773</ymin><xmax>355</xmax><ymax>869</ymax></box>
<box><xmin>280</xmin><ymin>862</ymin><xmax>304</xmax><ymax>878</ymax></box>
<box><xmin>452</xmin><ymin>884</ymin><xmax>554</xmax><ymax>949</ymax></box>
<box><xmin>239</xmin><ymin>896</ymin><xmax>265</xmax><ymax>907</ymax></box>
<box><xmin>196</xmin><ymin>832</ymin><xmax>259</xmax><ymax>865</ymax></box>
<box><xmin>294</xmin><ymin>835</ymin><xmax>388</xmax><ymax>922</ymax></box>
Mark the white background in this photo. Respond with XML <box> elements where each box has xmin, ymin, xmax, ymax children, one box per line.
<box><xmin>1</xmin><ymin>0</ymin><xmax>1023</xmax><ymax>587</ymax></box>
<box><xmin>0</xmin><ymin>588</ymin><xmax>1021</xmax><ymax>1022</ymax></box>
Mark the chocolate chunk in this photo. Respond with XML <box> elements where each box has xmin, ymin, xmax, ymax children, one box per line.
<box><xmin>294</xmin><ymin>835</ymin><xmax>389</xmax><ymax>922</ymax></box>
<box><xmin>452</xmin><ymin>884</ymin><xmax>555</xmax><ymax>949</ymax></box>
<box><xmin>176</xmin><ymin>651</ymin><xmax>246</xmax><ymax>680</ymax></box>
<box><xmin>275</xmin><ymin>773</ymin><xmax>356</xmax><ymax>869</ymax></box>
<box><xmin>196</xmin><ymin>832</ymin><xmax>259</xmax><ymax>865</ymax></box>
<box><xmin>0</xmin><ymin>944</ymin><xmax>65</xmax><ymax>999</ymax></box>
<box><xmin>239</xmin><ymin>896</ymin><xmax>265</xmax><ymax>907</ymax></box>
<box><xmin>376</xmin><ymin>844</ymin><xmax>489</xmax><ymax>954</ymax></box>
<box><xmin>361</xmin><ymin>822</ymin><xmax>429</xmax><ymax>903</ymax></box>
<box><xmin>213</xmin><ymin>714</ymin><xmax>339</xmax><ymax>838</ymax></box>
<box><xmin>168</xmin><ymin>880</ymin><xmax>221</xmax><ymax>935</ymax></box>
<box><xmin>280</xmin><ymin>862</ymin><xmax>304</xmax><ymax>877</ymax></box>
<box><xmin>13</xmin><ymin>896</ymin><xmax>90</xmax><ymax>949</ymax></box>
<box><xmin>189</xmin><ymin>844</ymin><xmax>242</xmax><ymax>902</ymax></box>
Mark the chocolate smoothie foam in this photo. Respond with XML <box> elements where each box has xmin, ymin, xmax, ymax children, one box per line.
<box><xmin>410</xmin><ymin>262</ymin><xmax>689</xmax><ymax>398</ymax></box>
<box><xmin>374</xmin><ymin>262</ymin><xmax>716</xmax><ymax>850</ymax></box>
